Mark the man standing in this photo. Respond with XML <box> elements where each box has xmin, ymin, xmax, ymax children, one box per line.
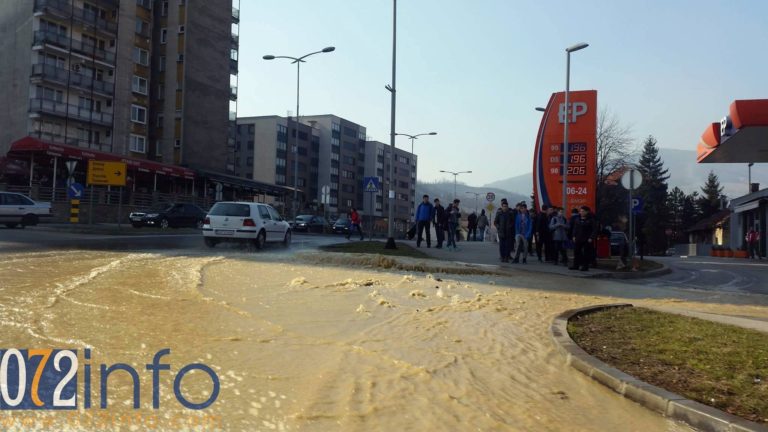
<box><xmin>477</xmin><ymin>209</ymin><xmax>489</xmax><ymax>242</ymax></box>
<box><xmin>747</xmin><ymin>226</ymin><xmax>762</xmax><ymax>259</ymax></box>
<box><xmin>494</xmin><ymin>199</ymin><xmax>514</xmax><ymax>262</ymax></box>
<box><xmin>467</xmin><ymin>211</ymin><xmax>478</xmax><ymax>241</ymax></box>
<box><xmin>549</xmin><ymin>207</ymin><xmax>569</xmax><ymax>266</ymax></box>
<box><xmin>535</xmin><ymin>205</ymin><xmax>552</xmax><ymax>262</ymax></box>
<box><xmin>570</xmin><ymin>206</ymin><xmax>596</xmax><ymax>271</ymax></box>
<box><xmin>513</xmin><ymin>203</ymin><xmax>533</xmax><ymax>264</ymax></box>
<box><xmin>345</xmin><ymin>208</ymin><xmax>364</xmax><ymax>241</ymax></box>
<box><xmin>415</xmin><ymin>195</ymin><xmax>434</xmax><ymax>248</ymax></box>
<box><xmin>432</xmin><ymin>198</ymin><xmax>446</xmax><ymax>249</ymax></box>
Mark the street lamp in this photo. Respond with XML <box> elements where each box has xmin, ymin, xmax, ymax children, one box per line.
<box><xmin>465</xmin><ymin>191</ymin><xmax>480</xmax><ymax>214</ymax></box>
<box><xmin>562</xmin><ymin>42</ymin><xmax>588</xmax><ymax>211</ymax></box>
<box><xmin>440</xmin><ymin>170</ymin><xmax>472</xmax><ymax>200</ymax></box>
<box><xmin>535</xmin><ymin>107</ymin><xmax>546</xmax><ymax>112</ymax></box>
<box><xmin>385</xmin><ymin>0</ymin><xmax>398</xmax><ymax>249</ymax></box>
<box><xmin>396</xmin><ymin>131</ymin><xmax>437</xmax><ymax>222</ymax></box>
<box><xmin>263</xmin><ymin>46</ymin><xmax>335</xmax><ymax>221</ymax></box>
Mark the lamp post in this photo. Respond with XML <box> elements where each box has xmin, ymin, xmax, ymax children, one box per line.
<box><xmin>384</xmin><ymin>0</ymin><xmax>398</xmax><ymax>249</ymax></box>
<box><xmin>562</xmin><ymin>42</ymin><xmax>588</xmax><ymax>211</ymax></box>
<box><xmin>263</xmin><ymin>46</ymin><xmax>335</xmax><ymax>221</ymax></box>
<box><xmin>465</xmin><ymin>191</ymin><xmax>480</xmax><ymax>214</ymax></box>
<box><xmin>396</xmin><ymin>131</ymin><xmax>437</xmax><ymax>222</ymax></box>
<box><xmin>440</xmin><ymin>170</ymin><xmax>472</xmax><ymax>200</ymax></box>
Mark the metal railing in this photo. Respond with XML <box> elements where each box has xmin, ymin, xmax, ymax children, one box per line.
<box><xmin>34</xmin><ymin>0</ymin><xmax>118</xmax><ymax>35</ymax></box>
<box><xmin>31</xmin><ymin>63</ymin><xmax>115</xmax><ymax>96</ymax></box>
<box><xmin>29</xmin><ymin>98</ymin><xmax>114</xmax><ymax>126</ymax></box>
<box><xmin>34</xmin><ymin>31</ymin><xmax>116</xmax><ymax>64</ymax></box>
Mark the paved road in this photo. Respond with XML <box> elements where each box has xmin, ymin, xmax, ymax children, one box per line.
<box><xmin>621</xmin><ymin>255</ymin><xmax>768</xmax><ymax>295</ymax></box>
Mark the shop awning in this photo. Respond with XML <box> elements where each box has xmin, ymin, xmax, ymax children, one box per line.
<box><xmin>8</xmin><ymin>137</ymin><xmax>195</xmax><ymax>179</ymax></box>
<box><xmin>733</xmin><ymin>199</ymin><xmax>762</xmax><ymax>213</ymax></box>
<box><xmin>697</xmin><ymin>99</ymin><xmax>768</xmax><ymax>163</ymax></box>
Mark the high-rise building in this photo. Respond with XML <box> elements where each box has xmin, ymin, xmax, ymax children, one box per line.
<box><xmin>363</xmin><ymin>140</ymin><xmax>415</xmax><ymax>227</ymax></box>
<box><xmin>0</xmin><ymin>0</ymin><xmax>239</xmax><ymax>181</ymax></box>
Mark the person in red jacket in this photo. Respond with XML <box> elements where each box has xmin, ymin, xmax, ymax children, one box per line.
<box><xmin>346</xmin><ymin>208</ymin><xmax>364</xmax><ymax>241</ymax></box>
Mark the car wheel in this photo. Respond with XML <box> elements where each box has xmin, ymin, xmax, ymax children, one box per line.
<box><xmin>5</xmin><ymin>223</ymin><xmax>18</xmax><ymax>229</ymax></box>
<box><xmin>283</xmin><ymin>230</ymin><xmax>291</xmax><ymax>247</ymax></box>
<box><xmin>21</xmin><ymin>214</ymin><xmax>38</xmax><ymax>227</ymax></box>
<box><xmin>159</xmin><ymin>218</ymin><xmax>170</xmax><ymax>229</ymax></box>
<box><xmin>254</xmin><ymin>230</ymin><xmax>266</xmax><ymax>250</ymax></box>
<box><xmin>204</xmin><ymin>237</ymin><xmax>218</xmax><ymax>248</ymax></box>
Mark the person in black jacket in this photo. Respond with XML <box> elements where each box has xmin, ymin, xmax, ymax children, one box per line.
<box><xmin>432</xmin><ymin>198</ymin><xmax>446</xmax><ymax>248</ymax></box>
<box><xmin>535</xmin><ymin>205</ymin><xmax>553</xmax><ymax>262</ymax></box>
<box><xmin>494</xmin><ymin>199</ymin><xmax>515</xmax><ymax>262</ymax></box>
<box><xmin>570</xmin><ymin>206</ymin><xmax>596</xmax><ymax>271</ymax></box>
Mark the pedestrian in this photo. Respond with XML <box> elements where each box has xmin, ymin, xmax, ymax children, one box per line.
<box><xmin>535</xmin><ymin>205</ymin><xmax>552</xmax><ymax>262</ymax></box>
<box><xmin>451</xmin><ymin>199</ymin><xmax>462</xmax><ymax>243</ymax></box>
<box><xmin>467</xmin><ymin>211</ymin><xmax>478</xmax><ymax>241</ymax></box>
<box><xmin>345</xmin><ymin>207</ymin><xmax>364</xmax><ymax>241</ymax></box>
<box><xmin>477</xmin><ymin>209</ymin><xmax>489</xmax><ymax>242</ymax></box>
<box><xmin>494</xmin><ymin>199</ymin><xmax>515</xmax><ymax>262</ymax></box>
<box><xmin>570</xmin><ymin>206</ymin><xmax>596</xmax><ymax>271</ymax></box>
<box><xmin>549</xmin><ymin>207</ymin><xmax>569</xmax><ymax>266</ymax></box>
<box><xmin>414</xmin><ymin>194</ymin><xmax>434</xmax><ymax>248</ymax></box>
<box><xmin>512</xmin><ymin>203</ymin><xmax>533</xmax><ymax>264</ymax></box>
<box><xmin>446</xmin><ymin>203</ymin><xmax>458</xmax><ymax>250</ymax></box>
<box><xmin>746</xmin><ymin>226</ymin><xmax>761</xmax><ymax>259</ymax></box>
<box><xmin>433</xmin><ymin>198</ymin><xmax>446</xmax><ymax>249</ymax></box>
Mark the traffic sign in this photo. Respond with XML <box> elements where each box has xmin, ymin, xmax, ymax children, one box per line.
<box><xmin>486</xmin><ymin>202</ymin><xmax>495</xmax><ymax>213</ymax></box>
<box><xmin>621</xmin><ymin>169</ymin><xmax>643</xmax><ymax>190</ymax></box>
<box><xmin>363</xmin><ymin>176</ymin><xmax>380</xmax><ymax>193</ymax></box>
<box><xmin>87</xmin><ymin>160</ymin><xmax>127</xmax><ymax>186</ymax></box>
<box><xmin>631</xmin><ymin>197</ymin><xmax>643</xmax><ymax>214</ymax></box>
<box><xmin>486</xmin><ymin>192</ymin><xmax>495</xmax><ymax>202</ymax></box>
<box><xmin>67</xmin><ymin>182</ymin><xmax>84</xmax><ymax>199</ymax></box>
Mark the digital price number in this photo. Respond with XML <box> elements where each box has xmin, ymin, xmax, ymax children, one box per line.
<box><xmin>566</xmin><ymin>186</ymin><xmax>589</xmax><ymax>196</ymax></box>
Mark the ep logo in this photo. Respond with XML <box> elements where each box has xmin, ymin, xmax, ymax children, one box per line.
<box><xmin>558</xmin><ymin>102</ymin><xmax>588</xmax><ymax>124</ymax></box>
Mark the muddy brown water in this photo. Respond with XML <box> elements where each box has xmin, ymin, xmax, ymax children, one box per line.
<box><xmin>2</xmin><ymin>250</ymin><xmax>766</xmax><ymax>431</ymax></box>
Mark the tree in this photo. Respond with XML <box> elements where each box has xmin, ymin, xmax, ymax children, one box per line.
<box><xmin>595</xmin><ymin>108</ymin><xmax>635</xmax><ymax>226</ymax></box>
<box><xmin>697</xmin><ymin>170</ymin><xmax>726</xmax><ymax>219</ymax></box>
<box><xmin>636</xmin><ymin>135</ymin><xmax>670</xmax><ymax>254</ymax></box>
<box><xmin>666</xmin><ymin>187</ymin><xmax>699</xmax><ymax>243</ymax></box>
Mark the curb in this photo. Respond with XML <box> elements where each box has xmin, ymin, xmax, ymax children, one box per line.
<box><xmin>585</xmin><ymin>262</ymin><xmax>672</xmax><ymax>280</ymax></box>
<box><xmin>551</xmin><ymin>304</ymin><xmax>768</xmax><ymax>432</ymax></box>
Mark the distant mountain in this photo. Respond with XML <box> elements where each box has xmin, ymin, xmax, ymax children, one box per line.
<box><xmin>480</xmin><ymin>148</ymin><xmax>767</xmax><ymax>201</ymax></box>
<box><xmin>416</xmin><ymin>181</ymin><xmax>527</xmax><ymax>212</ymax></box>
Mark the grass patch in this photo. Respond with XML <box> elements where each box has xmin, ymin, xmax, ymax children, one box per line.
<box><xmin>594</xmin><ymin>258</ymin><xmax>663</xmax><ymax>272</ymax></box>
<box><xmin>319</xmin><ymin>240</ymin><xmax>430</xmax><ymax>259</ymax></box>
<box><xmin>568</xmin><ymin>307</ymin><xmax>768</xmax><ymax>423</ymax></box>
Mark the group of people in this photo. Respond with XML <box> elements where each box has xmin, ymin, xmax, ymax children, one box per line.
<box><xmin>415</xmin><ymin>195</ymin><xmax>487</xmax><ymax>250</ymax></box>
<box><xmin>493</xmin><ymin>199</ymin><xmax>597</xmax><ymax>271</ymax></box>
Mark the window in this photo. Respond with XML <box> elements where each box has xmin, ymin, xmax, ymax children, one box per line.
<box><xmin>178</xmin><ymin>25</ymin><xmax>185</xmax><ymax>34</ymax></box>
<box><xmin>247</xmin><ymin>141</ymin><xmax>254</xmax><ymax>150</ymax></box>
<box><xmin>174</xmin><ymin>139</ymin><xmax>181</xmax><ymax>147</ymax></box>
<box><xmin>39</xmin><ymin>52</ymin><xmax>65</xmax><ymax>68</ymax></box>
<box><xmin>158</xmin><ymin>56</ymin><xmax>166</xmax><ymax>72</ymax></box>
<box><xmin>344</xmin><ymin>126</ymin><xmax>356</xmax><ymax>137</ymax></box>
<box><xmin>176</xmin><ymin>54</ymin><xmax>184</xmax><ymax>62</ymax></box>
<box><xmin>38</xmin><ymin>86</ymin><xmax>63</xmax><ymax>103</ymax></box>
<box><xmin>157</xmin><ymin>114</ymin><xmax>164</xmax><ymax>128</ymax></box>
<box><xmin>131</xmin><ymin>76</ymin><xmax>148</xmax><ymax>94</ymax></box>
<box><xmin>136</xmin><ymin>0</ymin><xmax>151</xmax><ymax>9</ymax></box>
<box><xmin>40</xmin><ymin>20</ymin><xmax>67</xmax><ymax>36</ymax></box>
<box><xmin>135</xmin><ymin>20</ymin><xmax>148</xmax><ymax>35</ymax></box>
<box><xmin>161</xmin><ymin>1</ymin><xmax>168</xmax><ymax>16</ymax></box>
<box><xmin>130</xmin><ymin>134</ymin><xmax>146</xmax><ymax>153</ymax></box>
<box><xmin>156</xmin><ymin>83</ymin><xmax>164</xmax><ymax>99</ymax></box>
<box><xmin>275</xmin><ymin>174</ymin><xmax>286</xmax><ymax>184</ymax></box>
<box><xmin>343</xmin><ymin>156</ymin><xmax>355</xmax><ymax>165</ymax></box>
<box><xmin>276</xmin><ymin>158</ymin><xmax>286</xmax><ymax>167</ymax></box>
<box><xmin>131</xmin><ymin>105</ymin><xmax>147</xmax><ymax>124</ymax></box>
<box><xmin>160</xmin><ymin>28</ymin><xmax>167</xmax><ymax>44</ymax></box>
<box><xmin>83</xmin><ymin>3</ymin><xmax>106</xmax><ymax>20</ymax></box>
<box><xmin>246</xmin><ymin>157</ymin><xmax>253</xmax><ymax>167</ymax></box>
<box><xmin>133</xmin><ymin>47</ymin><xmax>149</xmax><ymax>66</ymax></box>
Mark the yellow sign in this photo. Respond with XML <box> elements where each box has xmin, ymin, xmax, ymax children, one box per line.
<box><xmin>87</xmin><ymin>160</ymin><xmax>127</xmax><ymax>186</ymax></box>
<box><xmin>486</xmin><ymin>203</ymin><xmax>495</xmax><ymax>213</ymax></box>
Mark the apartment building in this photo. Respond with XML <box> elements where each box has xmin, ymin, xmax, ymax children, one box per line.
<box><xmin>363</xmin><ymin>140</ymin><xmax>415</xmax><ymax>226</ymax></box>
<box><xmin>0</xmin><ymin>0</ymin><xmax>239</xmax><ymax>184</ymax></box>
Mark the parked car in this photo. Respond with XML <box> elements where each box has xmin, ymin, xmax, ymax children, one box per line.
<box><xmin>332</xmin><ymin>218</ymin><xmax>350</xmax><ymax>234</ymax></box>
<box><xmin>0</xmin><ymin>192</ymin><xmax>52</xmax><ymax>228</ymax></box>
<box><xmin>202</xmin><ymin>202</ymin><xmax>291</xmax><ymax>249</ymax></box>
<box><xmin>129</xmin><ymin>203</ymin><xmax>207</xmax><ymax>229</ymax></box>
<box><xmin>610</xmin><ymin>231</ymin><xmax>629</xmax><ymax>256</ymax></box>
<box><xmin>291</xmin><ymin>214</ymin><xmax>329</xmax><ymax>233</ymax></box>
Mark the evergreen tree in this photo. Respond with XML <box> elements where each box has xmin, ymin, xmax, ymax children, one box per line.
<box><xmin>697</xmin><ymin>171</ymin><xmax>725</xmax><ymax>219</ymax></box>
<box><xmin>636</xmin><ymin>135</ymin><xmax>670</xmax><ymax>253</ymax></box>
<box><xmin>666</xmin><ymin>188</ymin><xmax>699</xmax><ymax>243</ymax></box>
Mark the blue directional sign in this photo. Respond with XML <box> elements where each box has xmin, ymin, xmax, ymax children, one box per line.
<box><xmin>67</xmin><ymin>182</ymin><xmax>85</xmax><ymax>199</ymax></box>
<box><xmin>363</xmin><ymin>176</ymin><xmax>380</xmax><ymax>193</ymax></box>
<box><xmin>631</xmin><ymin>196</ymin><xmax>643</xmax><ymax>214</ymax></box>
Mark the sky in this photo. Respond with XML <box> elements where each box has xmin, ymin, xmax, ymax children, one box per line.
<box><xmin>236</xmin><ymin>0</ymin><xmax>768</xmax><ymax>187</ymax></box>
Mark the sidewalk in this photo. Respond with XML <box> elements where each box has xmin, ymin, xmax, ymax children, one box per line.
<box><xmin>406</xmin><ymin>238</ymin><xmax>612</xmax><ymax>279</ymax></box>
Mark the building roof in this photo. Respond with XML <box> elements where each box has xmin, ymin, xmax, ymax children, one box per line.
<box><xmin>685</xmin><ymin>209</ymin><xmax>731</xmax><ymax>233</ymax></box>
<box><xmin>697</xmin><ymin>99</ymin><xmax>768</xmax><ymax>163</ymax></box>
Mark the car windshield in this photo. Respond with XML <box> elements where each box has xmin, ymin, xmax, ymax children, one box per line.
<box><xmin>296</xmin><ymin>215</ymin><xmax>314</xmax><ymax>222</ymax></box>
<box><xmin>208</xmin><ymin>203</ymin><xmax>251</xmax><ymax>217</ymax></box>
<box><xmin>611</xmin><ymin>232</ymin><xmax>626</xmax><ymax>241</ymax></box>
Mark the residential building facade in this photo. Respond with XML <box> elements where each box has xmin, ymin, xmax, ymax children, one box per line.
<box><xmin>363</xmin><ymin>140</ymin><xmax>415</xmax><ymax>228</ymax></box>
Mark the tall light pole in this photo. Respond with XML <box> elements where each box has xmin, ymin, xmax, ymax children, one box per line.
<box><xmin>263</xmin><ymin>46</ymin><xmax>335</xmax><ymax>221</ymax></box>
<box><xmin>396</xmin><ymin>131</ymin><xmax>437</xmax><ymax>223</ymax></box>
<box><xmin>562</xmin><ymin>42</ymin><xmax>588</xmax><ymax>212</ymax></box>
<box><xmin>465</xmin><ymin>191</ymin><xmax>480</xmax><ymax>213</ymax></box>
<box><xmin>440</xmin><ymin>170</ymin><xmax>472</xmax><ymax>201</ymax></box>
<box><xmin>384</xmin><ymin>0</ymin><xmax>398</xmax><ymax>249</ymax></box>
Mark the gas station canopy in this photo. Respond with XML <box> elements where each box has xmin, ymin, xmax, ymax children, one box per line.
<box><xmin>697</xmin><ymin>99</ymin><xmax>768</xmax><ymax>163</ymax></box>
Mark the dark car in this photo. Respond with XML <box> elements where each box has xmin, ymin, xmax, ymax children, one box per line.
<box><xmin>290</xmin><ymin>215</ymin><xmax>329</xmax><ymax>233</ymax></box>
<box><xmin>610</xmin><ymin>231</ymin><xmax>629</xmax><ymax>256</ymax></box>
<box><xmin>129</xmin><ymin>203</ymin><xmax>207</xmax><ymax>229</ymax></box>
<box><xmin>332</xmin><ymin>218</ymin><xmax>350</xmax><ymax>234</ymax></box>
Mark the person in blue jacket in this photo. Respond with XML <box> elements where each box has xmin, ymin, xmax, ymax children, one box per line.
<box><xmin>512</xmin><ymin>203</ymin><xmax>533</xmax><ymax>263</ymax></box>
<box><xmin>414</xmin><ymin>194</ymin><xmax>434</xmax><ymax>248</ymax></box>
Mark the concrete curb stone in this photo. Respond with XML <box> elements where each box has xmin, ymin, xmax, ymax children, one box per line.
<box><xmin>584</xmin><ymin>263</ymin><xmax>672</xmax><ymax>279</ymax></box>
<box><xmin>551</xmin><ymin>304</ymin><xmax>768</xmax><ymax>432</ymax></box>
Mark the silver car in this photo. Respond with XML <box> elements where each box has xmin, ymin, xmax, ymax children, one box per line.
<box><xmin>0</xmin><ymin>192</ymin><xmax>52</xmax><ymax>228</ymax></box>
<box><xmin>202</xmin><ymin>202</ymin><xmax>291</xmax><ymax>249</ymax></box>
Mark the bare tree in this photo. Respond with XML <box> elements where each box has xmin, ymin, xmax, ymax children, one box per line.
<box><xmin>595</xmin><ymin>108</ymin><xmax>636</xmax><ymax>224</ymax></box>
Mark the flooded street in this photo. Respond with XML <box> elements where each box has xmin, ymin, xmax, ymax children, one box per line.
<box><xmin>2</xmin><ymin>249</ymin><xmax>768</xmax><ymax>431</ymax></box>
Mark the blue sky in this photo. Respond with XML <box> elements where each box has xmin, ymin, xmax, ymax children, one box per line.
<box><xmin>236</xmin><ymin>0</ymin><xmax>768</xmax><ymax>186</ymax></box>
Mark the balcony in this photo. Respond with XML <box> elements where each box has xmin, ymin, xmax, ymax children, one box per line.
<box><xmin>29</xmin><ymin>98</ymin><xmax>113</xmax><ymax>126</ymax></box>
<box><xmin>230</xmin><ymin>33</ymin><xmax>239</xmax><ymax>48</ymax></box>
<box><xmin>34</xmin><ymin>0</ymin><xmax>117</xmax><ymax>35</ymax></box>
<box><xmin>31</xmin><ymin>63</ymin><xmax>115</xmax><ymax>96</ymax></box>
<box><xmin>229</xmin><ymin>59</ymin><xmax>238</xmax><ymax>75</ymax></box>
<box><xmin>229</xmin><ymin>85</ymin><xmax>237</xmax><ymax>101</ymax></box>
<box><xmin>232</xmin><ymin>7</ymin><xmax>240</xmax><ymax>23</ymax></box>
<box><xmin>33</xmin><ymin>31</ymin><xmax>116</xmax><ymax>64</ymax></box>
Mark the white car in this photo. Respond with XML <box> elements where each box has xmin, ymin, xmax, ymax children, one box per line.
<box><xmin>202</xmin><ymin>202</ymin><xmax>291</xmax><ymax>249</ymax></box>
<box><xmin>0</xmin><ymin>191</ymin><xmax>52</xmax><ymax>228</ymax></box>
